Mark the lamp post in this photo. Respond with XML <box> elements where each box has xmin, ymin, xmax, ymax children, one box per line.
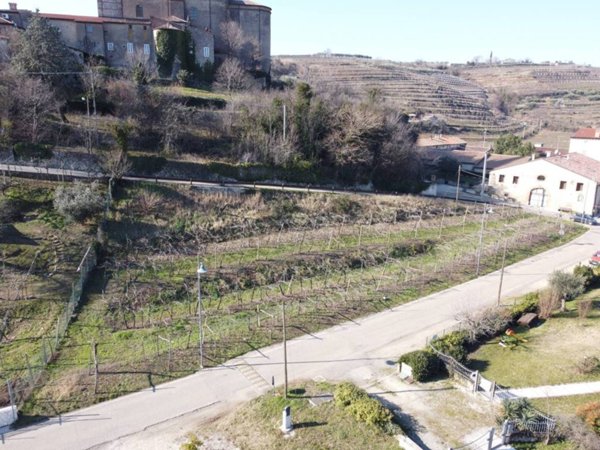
<box><xmin>197</xmin><ymin>261</ymin><xmax>208</xmax><ymax>369</ymax></box>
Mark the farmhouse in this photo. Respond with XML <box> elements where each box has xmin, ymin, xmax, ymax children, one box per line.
<box><xmin>489</xmin><ymin>153</ymin><xmax>600</xmax><ymax>215</ymax></box>
<box><xmin>569</xmin><ymin>127</ymin><xmax>600</xmax><ymax>162</ymax></box>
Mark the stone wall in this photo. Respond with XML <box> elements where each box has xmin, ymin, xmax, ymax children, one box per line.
<box><xmin>98</xmin><ymin>0</ymin><xmax>123</xmax><ymax>18</ymax></box>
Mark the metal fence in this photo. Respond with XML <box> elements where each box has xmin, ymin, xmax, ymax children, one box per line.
<box><xmin>4</xmin><ymin>244</ymin><xmax>98</xmax><ymax>412</ymax></box>
<box><xmin>429</xmin><ymin>344</ymin><xmax>556</xmax><ymax>441</ymax></box>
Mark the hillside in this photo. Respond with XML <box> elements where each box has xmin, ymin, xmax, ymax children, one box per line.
<box><xmin>273</xmin><ymin>57</ymin><xmax>600</xmax><ymax>141</ymax></box>
<box><xmin>273</xmin><ymin>56</ymin><xmax>520</xmax><ymax>134</ymax></box>
<box><xmin>460</xmin><ymin>64</ymin><xmax>600</xmax><ymax>134</ymax></box>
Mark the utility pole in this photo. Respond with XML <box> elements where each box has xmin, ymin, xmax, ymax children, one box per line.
<box><xmin>197</xmin><ymin>261</ymin><xmax>207</xmax><ymax>370</ymax></box>
<box><xmin>283</xmin><ymin>104</ymin><xmax>287</xmax><ymax>142</ymax></box>
<box><xmin>480</xmin><ymin>148</ymin><xmax>489</xmax><ymax>197</ymax></box>
<box><xmin>476</xmin><ymin>206</ymin><xmax>487</xmax><ymax>276</ymax></box>
<box><xmin>281</xmin><ymin>295</ymin><xmax>289</xmax><ymax>399</ymax></box>
<box><xmin>455</xmin><ymin>164</ymin><xmax>462</xmax><ymax>206</ymax></box>
<box><xmin>497</xmin><ymin>240</ymin><xmax>508</xmax><ymax>306</ymax></box>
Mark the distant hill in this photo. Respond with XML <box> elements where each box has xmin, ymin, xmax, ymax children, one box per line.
<box><xmin>273</xmin><ymin>56</ymin><xmax>600</xmax><ymax>136</ymax></box>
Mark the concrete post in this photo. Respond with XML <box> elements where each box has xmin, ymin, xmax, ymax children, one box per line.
<box><xmin>487</xmin><ymin>428</ymin><xmax>495</xmax><ymax>450</ymax></box>
<box><xmin>281</xmin><ymin>406</ymin><xmax>293</xmax><ymax>433</ymax></box>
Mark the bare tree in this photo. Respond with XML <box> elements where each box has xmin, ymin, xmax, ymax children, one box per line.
<box><xmin>8</xmin><ymin>76</ymin><xmax>58</xmax><ymax>144</ymax></box>
<box><xmin>221</xmin><ymin>21</ymin><xmax>245</xmax><ymax>58</ymax></box>
<box><xmin>159</xmin><ymin>98</ymin><xmax>189</xmax><ymax>154</ymax></box>
<box><xmin>216</xmin><ymin>57</ymin><xmax>251</xmax><ymax>92</ymax></box>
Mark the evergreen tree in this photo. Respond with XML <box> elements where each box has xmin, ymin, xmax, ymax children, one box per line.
<box><xmin>11</xmin><ymin>14</ymin><xmax>79</xmax><ymax>87</ymax></box>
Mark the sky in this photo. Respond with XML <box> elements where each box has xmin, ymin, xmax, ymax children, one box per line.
<box><xmin>6</xmin><ymin>0</ymin><xmax>600</xmax><ymax>66</ymax></box>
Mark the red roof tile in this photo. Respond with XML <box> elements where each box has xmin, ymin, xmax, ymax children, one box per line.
<box><xmin>572</xmin><ymin>128</ymin><xmax>600</xmax><ymax>139</ymax></box>
<box><xmin>40</xmin><ymin>13</ymin><xmax>150</xmax><ymax>25</ymax></box>
<box><xmin>546</xmin><ymin>153</ymin><xmax>600</xmax><ymax>183</ymax></box>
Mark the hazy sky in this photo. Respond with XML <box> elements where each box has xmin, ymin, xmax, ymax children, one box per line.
<box><xmin>6</xmin><ymin>0</ymin><xmax>600</xmax><ymax>66</ymax></box>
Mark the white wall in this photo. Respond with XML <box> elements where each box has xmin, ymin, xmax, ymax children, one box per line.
<box><xmin>0</xmin><ymin>405</ymin><xmax>17</xmax><ymax>429</ymax></box>
<box><xmin>570</xmin><ymin>138</ymin><xmax>600</xmax><ymax>162</ymax></box>
<box><xmin>489</xmin><ymin>159</ymin><xmax>599</xmax><ymax>215</ymax></box>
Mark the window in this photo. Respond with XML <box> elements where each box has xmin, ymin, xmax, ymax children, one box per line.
<box><xmin>537</xmin><ymin>175</ymin><xmax>546</xmax><ymax>181</ymax></box>
<box><xmin>576</xmin><ymin>183</ymin><xmax>584</xmax><ymax>192</ymax></box>
<box><xmin>136</xmin><ymin>5</ymin><xmax>144</xmax><ymax>18</ymax></box>
<box><xmin>143</xmin><ymin>43</ymin><xmax>150</xmax><ymax>55</ymax></box>
<box><xmin>127</xmin><ymin>42</ymin><xmax>134</xmax><ymax>54</ymax></box>
<box><xmin>85</xmin><ymin>24</ymin><xmax>94</xmax><ymax>33</ymax></box>
<box><xmin>498</xmin><ymin>175</ymin><xmax>505</xmax><ymax>183</ymax></box>
<box><xmin>559</xmin><ymin>181</ymin><xmax>567</xmax><ymax>190</ymax></box>
<box><xmin>203</xmin><ymin>46</ymin><xmax>210</xmax><ymax>58</ymax></box>
<box><xmin>107</xmin><ymin>42</ymin><xmax>114</xmax><ymax>51</ymax></box>
<box><xmin>512</xmin><ymin>176</ymin><xmax>519</xmax><ymax>185</ymax></box>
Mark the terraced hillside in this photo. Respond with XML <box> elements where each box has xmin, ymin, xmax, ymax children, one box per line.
<box><xmin>274</xmin><ymin>56</ymin><xmax>521</xmax><ymax>133</ymax></box>
<box><xmin>460</xmin><ymin>65</ymin><xmax>600</xmax><ymax>132</ymax></box>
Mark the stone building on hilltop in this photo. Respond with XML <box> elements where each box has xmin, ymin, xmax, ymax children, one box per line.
<box><xmin>0</xmin><ymin>0</ymin><xmax>271</xmax><ymax>73</ymax></box>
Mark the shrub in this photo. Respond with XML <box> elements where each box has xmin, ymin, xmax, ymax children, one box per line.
<box><xmin>334</xmin><ymin>382</ymin><xmax>367</xmax><ymax>408</ymax></box>
<box><xmin>0</xmin><ymin>198</ymin><xmax>23</xmax><ymax>223</ymax></box>
<box><xmin>347</xmin><ymin>397</ymin><xmax>393</xmax><ymax>428</ymax></box>
<box><xmin>575</xmin><ymin>356</ymin><xmax>600</xmax><ymax>375</ymax></box>
<box><xmin>538</xmin><ymin>288</ymin><xmax>560</xmax><ymax>319</ymax></box>
<box><xmin>554</xmin><ymin>415</ymin><xmax>600</xmax><ymax>450</ymax></box>
<box><xmin>549</xmin><ymin>270</ymin><xmax>586</xmax><ymax>307</ymax></box>
<box><xmin>577</xmin><ymin>402</ymin><xmax>600</xmax><ymax>432</ymax></box>
<box><xmin>53</xmin><ymin>181</ymin><xmax>104</xmax><ymax>222</ymax></box>
<box><xmin>510</xmin><ymin>292</ymin><xmax>539</xmax><ymax>319</ymax></box>
<box><xmin>574</xmin><ymin>265</ymin><xmax>597</xmax><ymax>289</ymax></box>
<box><xmin>500</xmin><ymin>398</ymin><xmax>538</xmax><ymax>431</ymax></box>
<box><xmin>578</xmin><ymin>300</ymin><xmax>593</xmax><ymax>320</ymax></box>
<box><xmin>459</xmin><ymin>307</ymin><xmax>511</xmax><ymax>343</ymax></box>
<box><xmin>398</xmin><ymin>350</ymin><xmax>440</xmax><ymax>382</ymax></box>
<box><xmin>13</xmin><ymin>142</ymin><xmax>53</xmax><ymax>160</ymax></box>
<box><xmin>431</xmin><ymin>331</ymin><xmax>469</xmax><ymax>363</ymax></box>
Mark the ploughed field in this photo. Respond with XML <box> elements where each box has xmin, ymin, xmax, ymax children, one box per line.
<box><xmin>1</xmin><ymin>181</ymin><xmax>582</xmax><ymax>418</ymax></box>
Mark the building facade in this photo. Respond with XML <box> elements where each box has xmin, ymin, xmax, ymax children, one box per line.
<box><xmin>569</xmin><ymin>128</ymin><xmax>600</xmax><ymax>162</ymax></box>
<box><xmin>1</xmin><ymin>0</ymin><xmax>271</xmax><ymax>72</ymax></box>
<box><xmin>489</xmin><ymin>153</ymin><xmax>600</xmax><ymax>215</ymax></box>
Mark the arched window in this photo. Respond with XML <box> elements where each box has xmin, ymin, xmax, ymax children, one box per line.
<box><xmin>136</xmin><ymin>5</ymin><xmax>144</xmax><ymax>17</ymax></box>
<box><xmin>537</xmin><ymin>175</ymin><xmax>546</xmax><ymax>181</ymax></box>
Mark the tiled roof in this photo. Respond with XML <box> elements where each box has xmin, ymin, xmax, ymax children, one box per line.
<box><xmin>572</xmin><ymin>128</ymin><xmax>600</xmax><ymax>139</ymax></box>
<box><xmin>545</xmin><ymin>153</ymin><xmax>600</xmax><ymax>183</ymax></box>
<box><xmin>417</xmin><ymin>135</ymin><xmax>467</xmax><ymax>148</ymax></box>
<box><xmin>228</xmin><ymin>0</ymin><xmax>272</xmax><ymax>11</ymax></box>
<box><xmin>40</xmin><ymin>13</ymin><xmax>151</xmax><ymax>25</ymax></box>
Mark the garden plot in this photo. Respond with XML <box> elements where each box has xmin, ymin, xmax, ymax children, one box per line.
<box><xmin>468</xmin><ymin>294</ymin><xmax>600</xmax><ymax>389</ymax></box>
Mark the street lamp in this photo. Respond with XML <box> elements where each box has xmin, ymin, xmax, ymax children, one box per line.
<box><xmin>197</xmin><ymin>261</ymin><xmax>208</xmax><ymax>369</ymax></box>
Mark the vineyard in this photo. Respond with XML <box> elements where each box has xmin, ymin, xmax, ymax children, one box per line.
<box><xmin>0</xmin><ymin>180</ymin><xmax>582</xmax><ymax>421</ymax></box>
<box><xmin>273</xmin><ymin>56</ymin><xmax>522</xmax><ymax>134</ymax></box>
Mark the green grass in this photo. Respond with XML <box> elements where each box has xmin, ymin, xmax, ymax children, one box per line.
<box><xmin>204</xmin><ymin>382</ymin><xmax>400</xmax><ymax>450</ymax></box>
<box><xmin>531</xmin><ymin>393</ymin><xmax>600</xmax><ymax>417</ymax></box>
<box><xmin>468</xmin><ymin>296</ymin><xmax>600</xmax><ymax>388</ymax></box>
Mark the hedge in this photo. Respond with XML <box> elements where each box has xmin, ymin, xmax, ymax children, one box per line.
<box><xmin>398</xmin><ymin>350</ymin><xmax>439</xmax><ymax>382</ymax></box>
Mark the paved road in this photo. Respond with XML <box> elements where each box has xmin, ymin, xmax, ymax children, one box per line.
<box><xmin>3</xmin><ymin>227</ymin><xmax>599</xmax><ymax>449</ymax></box>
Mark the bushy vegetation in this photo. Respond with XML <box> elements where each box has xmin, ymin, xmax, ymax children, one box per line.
<box><xmin>53</xmin><ymin>181</ymin><xmax>104</xmax><ymax>222</ymax></box>
<box><xmin>334</xmin><ymin>383</ymin><xmax>394</xmax><ymax>431</ymax></box>
<box><xmin>397</xmin><ymin>350</ymin><xmax>440</xmax><ymax>382</ymax></box>
<box><xmin>431</xmin><ymin>331</ymin><xmax>470</xmax><ymax>363</ymax></box>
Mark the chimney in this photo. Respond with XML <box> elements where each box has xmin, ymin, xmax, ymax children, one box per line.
<box><xmin>8</xmin><ymin>3</ymin><xmax>17</xmax><ymax>11</ymax></box>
